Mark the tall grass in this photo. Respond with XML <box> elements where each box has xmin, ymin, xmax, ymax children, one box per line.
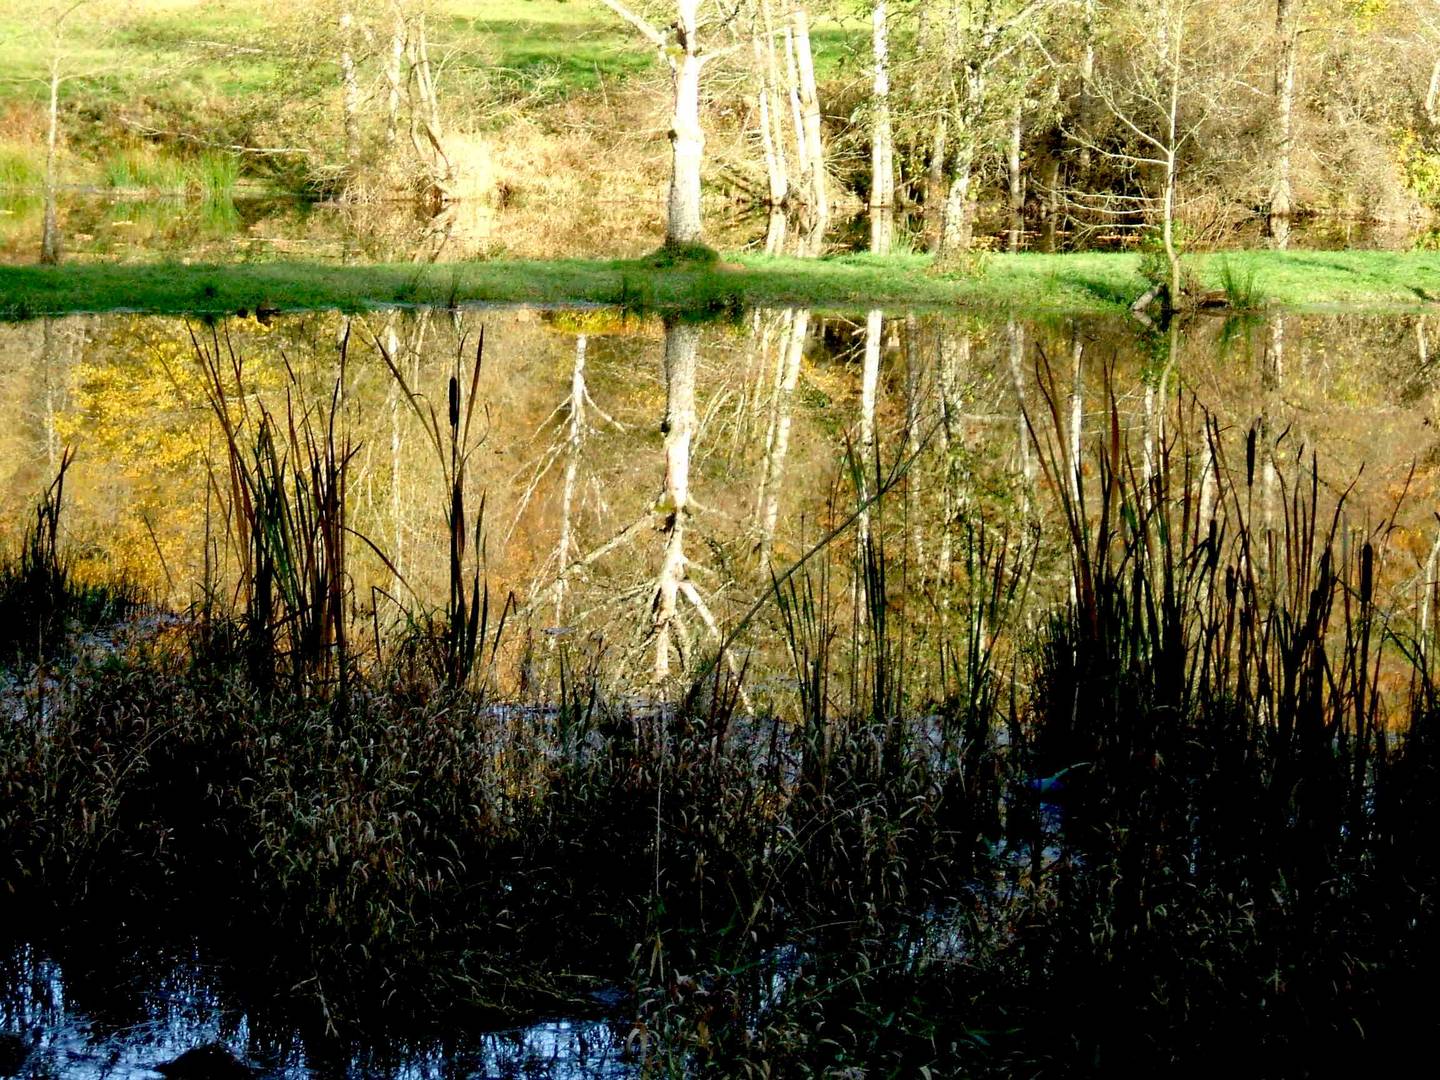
<box><xmin>189</xmin><ymin>321</ymin><xmax>352</xmax><ymax>696</ymax></box>
<box><xmin>375</xmin><ymin>326</ymin><xmax>513</xmax><ymax>691</ymax></box>
<box><xmin>101</xmin><ymin>146</ymin><xmax>242</xmax><ymax>201</ymax></box>
<box><xmin>102</xmin><ymin>147</ymin><xmax>190</xmax><ymax>193</ymax></box>
<box><xmin>0</xmin><ymin>145</ymin><xmax>42</xmax><ymax>189</ymax></box>
<box><xmin>0</xmin><ymin>449</ymin><xmax>137</xmax><ymax>670</ymax></box>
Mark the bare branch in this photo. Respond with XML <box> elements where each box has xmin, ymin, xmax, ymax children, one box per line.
<box><xmin>597</xmin><ymin>0</ymin><xmax>669</xmax><ymax>51</ymax></box>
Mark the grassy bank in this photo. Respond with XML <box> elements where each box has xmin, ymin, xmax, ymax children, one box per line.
<box><xmin>6</xmin><ymin>249</ymin><xmax>1440</xmax><ymax>318</ymax></box>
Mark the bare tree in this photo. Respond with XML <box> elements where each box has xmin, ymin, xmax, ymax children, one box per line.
<box><xmin>1071</xmin><ymin>0</ymin><xmax>1249</xmax><ymax>306</ymax></box>
<box><xmin>870</xmin><ymin>2</ymin><xmax>896</xmax><ymax>253</ymax></box>
<box><xmin>1270</xmin><ymin>0</ymin><xmax>1302</xmax><ymax>248</ymax></box>
<box><xmin>929</xmin><ymin>0</ymin><xmax>1061</xmax><ymax>257</ymax></box>
<box><xmin>29</xmin><ymin>1</ymin><xmax>97</xmax><ymax>265</ymax></box>
<box><xmin>599</xmin><ymin>0</ymin><xmax>744</xmax><ymax>248</ymax></box>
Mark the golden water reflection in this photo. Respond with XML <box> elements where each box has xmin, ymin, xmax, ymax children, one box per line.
<box><xmin>2</xmin><ymin>306</ymin><xmax>1437</xmax><ymax>695</ymax></box>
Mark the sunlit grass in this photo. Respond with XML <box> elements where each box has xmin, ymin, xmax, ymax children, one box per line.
<box><xmin>8</xmin><ymin>250</ymin><xmax>1440</xmax><ymax>319</ymax></box>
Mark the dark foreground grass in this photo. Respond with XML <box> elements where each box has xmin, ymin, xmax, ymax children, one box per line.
<box><xmin>1</xmin><ymin>333</ymin><xmax>1437</xmax><ymax>1075</ymax></box>
<box><xmin>8</xmin><ymin>249</ymin><xmax>1440</xmax><ymax>320</ymax></box>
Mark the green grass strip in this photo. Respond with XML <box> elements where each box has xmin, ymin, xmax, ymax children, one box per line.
<box><xmin>5</xmin><ymin>250</ymin><xmax>1440</xmax><ymax>319</ymax></box>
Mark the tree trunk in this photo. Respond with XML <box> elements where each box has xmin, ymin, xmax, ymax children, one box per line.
<box><xmin>940</xmin><ymin>134</ymin><xmax>975</xmax><ymax>256</ymax></box>
<box><xmin>654</xmin><ymin>319</ymin><xmax>699</xmax><ymax>679</ymax></box>
<box><xmin>1007</xmin><ymin>102</ymin><xmax>1024</xmax><ymax>252</ymax></box>
<box><xmin>792</xmin><ymin>8</ymin><xmax>828</xmax><ymax>253</ymax></box>
<box><xmin>754</xmin><ymin>33</ymin><xmax>788</xmax><ymax>216</ymax></box>
<box><xmin>666</xmin><ymin>8</ymin><xmax>705</xmax><ymax>248</ymax></box>
<box><xmin>1427</xmin><ymin>55</ymin><xmax>1440</xmax><ymax>127</ymax></box>
<box><xmin>385</xmin><ymin>3</ymin><xmax>406</xmax><ymax>148</ymax></box>
<box><xmin>925</xmin><ymin>114</ymin><xmax>948</xmax><ymax>252</ymax></box>
<box><xmin>869</xmin><ymin>2</ymin><xmax>895</xmax><ymax>255</ymax></box>
<box><xmin>339</xmin><ymin>4</ymin><xmax>362</xmax><ymax>183</ymax></box>
<box><xmin>1271</xmin><ymin>0</ymin><xmax>1299</xmax><ymax>249</ymax></box>
<box><xmin>1162</xmin><ymin>14</ymin><xmax>1184</xmax><ymax>305</ymax></box>
<box><xmin>1076</xmin><ymin>0</ymin><xmax>1096</xmax><ymax>180</ymax></box>
<box><xmin>40</xmin><ymin>58</ymin><xmax>61</xmax><ymax>265</ymax></box>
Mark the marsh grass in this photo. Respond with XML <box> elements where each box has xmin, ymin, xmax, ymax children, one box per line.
<box><xmin>1218</xmin><ymin>256</ymin><xmax>1266</xmax><ymax>310</ymax></box>
<box><xmin>0</xmin><ymin>449</ymin><xmax>138</xmax><ymax>671</ymax></box>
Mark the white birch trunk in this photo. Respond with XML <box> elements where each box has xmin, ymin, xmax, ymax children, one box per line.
<box><xmin>792</xmin><ymin>8</ymin><xmax>828</xmax><ymax>253</ymax></box>
<box><xmin>1271</xmin><ymin>0</ymin><xmax>1299</xmax><ymax>249</ymax></box>
<box><xmin>869</xmin><ymin>2</ymin><xmax>895</xmax><ymax>255</ymax></box>
<box><xmin>1007</xmin><ymin>102</ymin><xmax>1024</xmax><ymax>253</ymax></box>
<box><xmin>41</xmin><ymin>57</ymin><xmax>61</xmax><ymax>265</ymax></box>
<box><xmin>667</xmin><ymin>43</ymin><xmax>705</xmax><ymax>246</ymax></box>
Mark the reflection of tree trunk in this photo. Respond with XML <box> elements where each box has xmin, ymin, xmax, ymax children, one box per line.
<box><xmin>41</xmin><ymin>317</ymin><xmax>61</xmax><ymax>471</ymax></box>
<box><xmin>1271</xmin><ymin>0</ymin><xmax>1299</xmax><ymax>249</ymax></box>
<box><xmin>385</xmin><ymin>321</ymin><xmax>405</xmax><ymax>582</ymax></box>
<box><xmin>556</xmin><ymin>334</ymin><xmax>588</xmax><ymax>627</ymax></box>
<box><xmin>1068</xmin><ymin>330</ymin><xmax>1084</xmax><ymax>506</ymax></box>
<box><xmin>1261</xmin><ymin>316</ymin><xmax>1284</xmax><ymax>549</ymax></box>
<box><xmin>654</xmin><ymin>320</ymin><xmax>699</xmax><ymax>679</ymax></box>
<box><xmin>869</xmin><ymin>2</ymin><xmax>895</xmax><ymax>255</ymax></box>
<box><xmin>936</xmin><ymin>326</ymin><xmax>970</xmax><ymax>583</ymax></box>
<box><xmin>40</xmin><ymin>58</ymin><xmax>61</xmax><ymax>265</ymax></box>
<box><xmin>756</xmin><ymin>310</ymin><xmax>808</xmax><ymax>566</ymax></box>
<box><xmin>859</xmin><ymin>310</ymin><xmax>883</xmax><ymax>544</ymax></box>
<box><xmin>904</xmin><ymin>312</ymin><xmax>925</xmax><ymax>570</ymax></box>
<box><xmin>1007</xmin><ymin>319</ymin><xmax>1034</xmax><ymax>502</ymax></box>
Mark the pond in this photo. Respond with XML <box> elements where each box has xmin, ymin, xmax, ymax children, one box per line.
<box><xmin>0</xmin><ymin>305</ymin><xmax>1433</xmax><ymax>644</ymax></box>
<box><xmin>0</xmin><ymin>302</ymin><xmax>1436</xmax><ymax>1076</ymax></box>
<box><xmin>1</xmin><ymin>188</ymin><xmax>1417</xmax><ymax>266</ymax></box>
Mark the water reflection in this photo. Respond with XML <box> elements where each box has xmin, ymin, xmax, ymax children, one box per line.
<box><xmin>2</xmin><ymin>305</ymin><xmax>1437</xmax><ymax>683</ymax></box>
<box><xmin>0</xmin><ymin>941</ymin><xmax>627</xmax><ymax>1079</ymax></box>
